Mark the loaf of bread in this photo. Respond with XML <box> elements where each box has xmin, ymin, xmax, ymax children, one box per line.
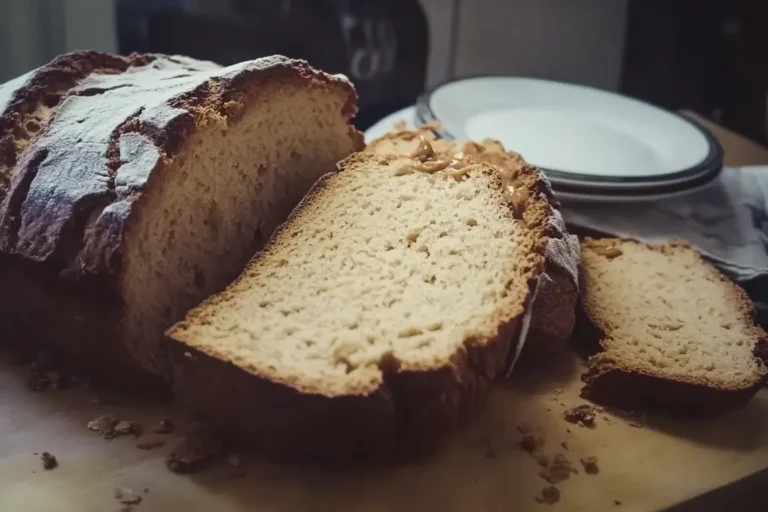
<box><xmin>366</xmin><ymin>125</ymin><xmax>580</xmax><ymax>360</ymax></box>
<box><xmin>0</xmin><ymin>51</ymin><xmax>362</xmax><ymax>382</ymax></box>
<box><xmin>168</xmin><ymin>140</ymin><xmax>559</xmax><ymax>460</ymax></box>
<box><xmin>579</xmin><ymin>238</ymin><xmax>768</xmax><ymax>411</ymax></box>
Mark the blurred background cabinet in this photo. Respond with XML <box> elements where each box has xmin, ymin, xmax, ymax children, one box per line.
<box><xmin>0</xmin><ymin>0</ymin><xmax>765</xmax><ymax>141</ymax></box>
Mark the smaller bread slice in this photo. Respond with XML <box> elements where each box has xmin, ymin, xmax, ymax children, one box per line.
<box><xmin>579</xmin><ymin>238</ymin><xmax>768</xmax><ymax>412</ymax></box>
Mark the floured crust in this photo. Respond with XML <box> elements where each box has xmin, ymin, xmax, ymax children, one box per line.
<box><xmin>367</xmin><ymin>125</ymin><xmax>581</xmax><ymax>358</ymax></box>
<box><xmin>0</xmin><ymin>52</ymin><xmax>363</xmax><ymax>382</ymax></box>
<box><xmin>0</xmin><ymin>51</ymin><xmax>361</xmax><ymax>285</ymax></box>
<box><xmin>578</xmin><ymin>238</ymin><xmax>768</xmax><ymax>412</ymax></box>
<box><xmin>168</xmin><ymin>150</ymin><xmax>557</xmax><ymax>460</ymax></box>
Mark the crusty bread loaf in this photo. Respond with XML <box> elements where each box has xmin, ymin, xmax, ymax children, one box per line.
<box><xmin>168</xmin><ymin>142</ymin><xmax>558</xmax><ymax>460</ymax></box>
<box><xmin>0</xmin><ymin>51</ymin><xmax>362</xmax><ymax>382</ymax></box>
<box><xmin>579</xmin><ymin>238</ymin><xmax>768</xmax><ymax>411</ymax></box>
<box><xmin>366</xmin><ymin>125</ymin><xmax>580</xmax><ymax>359</ymax></box>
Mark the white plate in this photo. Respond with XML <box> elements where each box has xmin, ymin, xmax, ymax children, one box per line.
<box><xmin>417</xmin><ymin>76</ymin><xmax>722</xmax><ymax>191</ymax></box>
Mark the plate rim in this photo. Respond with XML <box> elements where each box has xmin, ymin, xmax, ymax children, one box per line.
<box><xmin>415</xmin><ymin>74</ymin><xmax>724</xmax><ymax>187</ymax></box>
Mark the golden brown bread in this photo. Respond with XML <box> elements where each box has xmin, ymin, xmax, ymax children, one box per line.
<box><xmin>579</xmin><ymin>238</ymin><xmax>768</xmax><ymax>411</ymax></box>
<box><xmin>167</xmin><ymin>144</ymin><xmax>560</xmax><ymax>460</ymax></box>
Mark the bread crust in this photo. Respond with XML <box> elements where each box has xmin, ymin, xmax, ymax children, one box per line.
<box><xmin>168</xmin><ymin>150</ymin><xmax>558</xmax><ymax>461</ymax></box>
<box><xmin>578</xmin><ymin>238</ymin><xmax>768</xmax><ymax>413</ymax></box>
<box><xmin>0</xmin><ymin>52</ymin><xmax>363</xmax><ymax>381</ymax></box>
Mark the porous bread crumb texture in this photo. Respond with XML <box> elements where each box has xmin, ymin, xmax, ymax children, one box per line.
<box><xmin>122</xmin><ymin>84</ymin><xmax>357</xmax><ymax>373</ymax></box>
<box><xmin>581</xmin><ymin>238</ymin><xmax>768</xmax><ymax>393</ymax></box>
<box><xmin>366</xmin><ymin>126</ymin><xmax>581</xmax><ymax>357</ymax></box>
<box><xmin>169</xmin><ymin>153</ymin><xmax>550</xmax><ymax>397</ymax></box>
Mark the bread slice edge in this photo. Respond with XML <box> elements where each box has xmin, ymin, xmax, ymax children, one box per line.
<box><xmin>578</xmin><ymin>238</ymin><xmax>768</xmax><ymax>412</ymax></box>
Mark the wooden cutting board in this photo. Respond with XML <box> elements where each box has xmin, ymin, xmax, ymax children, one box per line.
<box><xmin>1</xmin><ymin>350</ymin><xmax>767</xmax><ymax>512</ymax></box>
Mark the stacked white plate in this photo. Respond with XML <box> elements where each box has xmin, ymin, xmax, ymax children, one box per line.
<box><xmin>365</xmin><ymin>77</ymin><xmax>723</xmax><ymax>202</ymax></box>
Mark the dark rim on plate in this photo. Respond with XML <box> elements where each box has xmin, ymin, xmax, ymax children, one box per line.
<box><xmin>415</xmin><ymin>75</ymin><xmax>724</xmax><ymax>191</ymax></box>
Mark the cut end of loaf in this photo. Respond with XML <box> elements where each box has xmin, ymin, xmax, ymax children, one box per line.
<box><xmin>579</xmin><ymin>238</ymin><xmax>768</xmax><ymax>411</ymax></box>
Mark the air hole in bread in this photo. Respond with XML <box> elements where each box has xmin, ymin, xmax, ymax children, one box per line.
<box><xmin>398</xmin><ymin>327</ymin><xmax>423</xmax><ymax>338</ymax></box>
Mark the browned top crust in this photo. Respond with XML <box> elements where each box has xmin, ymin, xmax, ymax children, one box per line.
<box><xmin>0</xmin><ymin>52</ymin><xmax>360</xmax><ymax>291</ymax></box>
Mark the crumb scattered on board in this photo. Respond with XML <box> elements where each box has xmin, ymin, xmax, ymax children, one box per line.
<box><xmin>581</xmin><ymin>456</ymin><xmax>600</xmax><ymax>475</ymax></box>
<box><xmin>564</xmin><ymin>404</ymin><xmax>597</xmax><ymax>428</ymax></box>
<box><xmin>166</xmin><ymin>424</ymin><xmax>223</xmax><ymax>474</ymax></box>
<box><xmin>519</xmin><ymin>421</ymin><xmax>609</xmax><ymax>504</ymax></box>
<box><xmin>87</xmin><ymin>415</ymin><xmax>141</xmax><ymax>439</ymax></box>
<box><xmin>535</xmin><ymin>486</ymin><xmax>561</xmax><ymax>505</ymax></box>
<box><xmin>115</xmin><ymin>487</ymin><xmax>143</xmax><ymax>510</ymax></box>
<box><xmin>539</xmin><ymin>453</ymin><xmax>574</xmax><ymax>484</ymax></box>
<box><xmin>41</xmin><ymin>452</ymin><xmax>57</xmax><ymax>470</ymax></box>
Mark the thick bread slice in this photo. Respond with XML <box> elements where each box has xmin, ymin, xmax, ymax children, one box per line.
<box><xmin>580</xmin><ymin>238</ymin><xmax>768</xmax><ymax>412</ymax></box>
<box><xmin>366</xmin><ymin>126</ymin><xmax>580</xmax><ymax>358</ymax></box>
<box><xmin>168</xmin><ymin>148</ymin><xmax>556</xmax><ymax>460</ymax></box>
<box><xmin>0</xmin><ymin>52</ymin><xmax>362</xmax><ymax>382</ymax></box>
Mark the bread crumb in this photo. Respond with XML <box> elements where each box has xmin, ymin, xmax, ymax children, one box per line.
<box><xmin>166</xmin><ymin>424</ymin><xmax>223</xmax><ymax>474</ymax></box>
<box><xmin>88</xmin><ymin>414</ymin><xmax>118</xmax><ymax>438</ymax></box>
<box><xmin>581</xmin><ymin>456</ymin><xmax>600</xmax><ymax>475</ymax></box>
<box><xmin>115</xmin><ymin>420</ymin><xmax>142</xmax><ymax>437</ymax></box>
<box><xmin>115</xmin><ymin>487</ymin><xmax>142</xmax><ymax>505</ymax></box>
<box><xmin>560</xmin><ymin>441</ymin><xmax>568</xmax><ymax>450</ymax></box>
<box><xmin>564</xmin><ymin>405</ymin><xmax>597</xmax><ymax>428</ymax></box>
<box><xmin>614</xmin><ymin>500</ymin><xmax>622</xmax><ymax>506</ymax></box>
<box><xmin>535</xmin><ymin>486</ymin><xmax>560</xmax><ymax>505</ymax></box>
<box><xmin>153</xmin><ymin>419</ymin><xmax>174</xmax><ymax>434</ymax></box>
<box><xmin>539</xmin><ymin>453</ymin><xmax>573</xmax><ymax>484</ymax></box>
<box><xmin>41</xmin><ymin>452</ymin><xmax>58</xmax><ymax>470</ymax></box>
